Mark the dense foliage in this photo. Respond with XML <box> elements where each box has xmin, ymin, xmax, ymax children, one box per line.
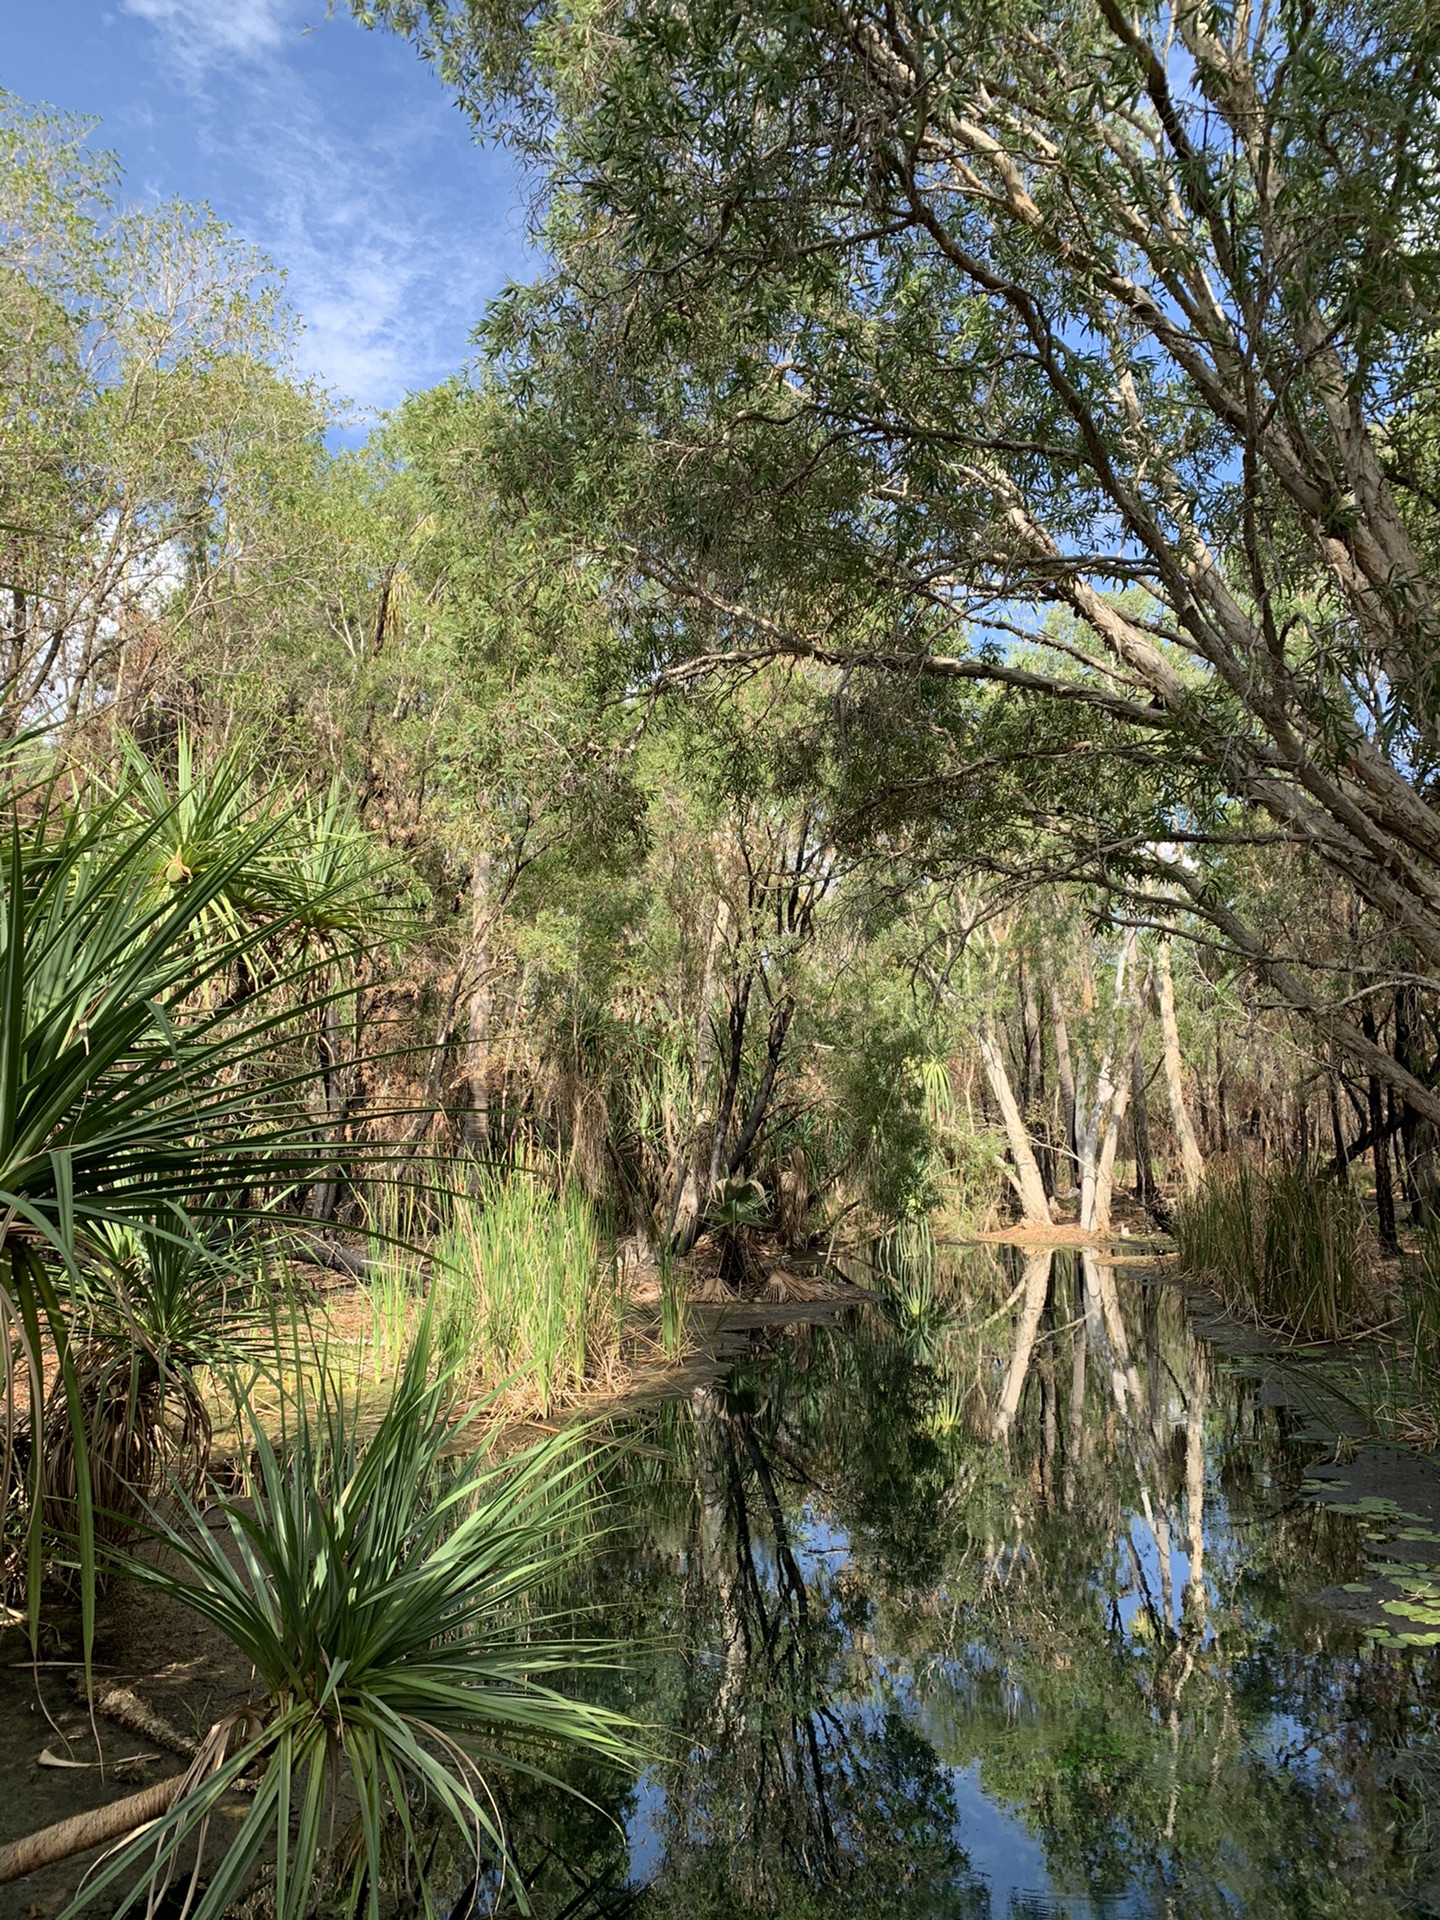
<box><xmin>6</xmin><ymin>4</ymin><xmax>1440</xmax><ymax>1899</ymax></box>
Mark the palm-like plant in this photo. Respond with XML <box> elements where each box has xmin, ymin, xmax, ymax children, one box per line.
<box><xmin>107</xmin><ymin>734</ymin><xmax>394</xmax><ymax>976</ymax></box>
<box><xmin>0</xmin><ymin>761</ymin><xmax>360</xmax><ymax>1634</ymax></box>
<box><xmin>705</xmin><ymin>1175</ymin><xmax>769</xmax><ymax>1291</ymax></box>
<box><xmin>79</xmin><ymin>1330</ymin><xmax>640</xmax><ymax>1920</ymax></box>
<box><xmin>41</xmin><ymin>1209</ymin><xmax>271</xmax><ymax>1547</ymax></box>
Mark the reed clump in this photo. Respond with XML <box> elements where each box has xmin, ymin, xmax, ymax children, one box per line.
<box><xmin>429</xmin><ymin>1168</ymin><xmax>616</xmax><ymax>1416</ymax></box>
<box><xmin>1395</xmin><ymin>1221</ymin><xmax>1440</xmax><ymax>1442</ymax></box>
<box><xmin>1174</xmin><ymin>1159</ymin><xmax>1377</xmax><ymax>1341</ymax></box>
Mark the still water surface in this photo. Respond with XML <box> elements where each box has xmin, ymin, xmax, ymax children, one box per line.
<box><xmin>519</xmin><ymin>1248</ymin><xmax>1440</xmax><ymax>1919</ymax></box>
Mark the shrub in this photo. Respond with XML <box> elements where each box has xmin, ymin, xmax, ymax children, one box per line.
<box><xmin>77</xmin><ymin>1325</ymin><xmax>640</xmax><ymax>1920</ymax></box>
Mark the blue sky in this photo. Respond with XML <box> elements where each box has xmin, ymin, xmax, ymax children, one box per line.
<box><xmin>1</xmin><ymin>0</ymin><xmax>533</xmax><ymax>414</ymax></box>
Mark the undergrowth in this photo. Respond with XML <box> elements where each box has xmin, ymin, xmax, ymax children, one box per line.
<box><xmin>1174</xmin><ymin>1159</ymin><xmax>1378</xmax><ymax>1342</ymax></box>
<box><xmin>362</xmin><ymin>1167</ymin><xmax>619</xmax><ymax>1416</ymax></box>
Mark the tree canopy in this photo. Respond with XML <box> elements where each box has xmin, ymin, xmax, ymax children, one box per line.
<box><xmin>351</xmin><ymin>0</ymin><xmax>1440</xmax><ymax>1123</ymax></box>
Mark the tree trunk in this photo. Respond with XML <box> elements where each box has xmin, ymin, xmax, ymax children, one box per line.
<box><xmin>1131</xmin><ymin>1046</ymin><xmax>1156</xmax><ymax>1211</ymax></box>
<box><xmin>993</xmin><ymin>1250</ymin><xmax>1053</xmax><ymax>1441</ymax></box>
<box><xmin>1394</xmin><ymin>987</ymin><xmax>1424</xmax><ymax>1216</ymax></box>
<box><xmin>1328</xmin><ymin>1068</ymin><xmax>1350</xmax><ymax>1187</ymax></box>
<box><xmin>1082</xmin><ymin>1250</ymin><xmax>1146</xmax><ymax>1421</ymax></box>
<box><xmin>707</xmin><ymin>973</ymin><xmax>751</xmax><ymax>1192</ymax></box>
<box><xmin>1063</xmin><ymin>1277</ymin><xmax>1087</xmax><ymax>1514</ymax></box>
<box><xmin>1361</xmin><ymin>1006</ymin><xmax>1400</xmax><ymax>1254</ymax></box>
<box><xmin>1370</xmin><ymin>1084</ymin><xmax>1400</xmax><ymax>1251</ymax></box>
<box><xmin>668</xmin><ymin>901</ymin><xmax>733</xmax><ymax>1249</ymax></box>
<box><xmin>977</xmin><ymin>1022</ymin><xmax>1051</xmax><ymax>1225</ymax></box>
<box><xmin>673</xmin><ymin>961</ymin><xmax>752</xmax><ymax>1256</ymax></box>
<box><xmin>1183</xmin><ymin>1344</ymin><xmax>1208</xmax><ymax>1630</ymax></box>
<box><xmin>1154</xmin><ymin>941</ymin><xmax>1204</xmax><ymax>1196</ymax></box>
<box><xmin>0</xmin><ymin>1775</ymin><xmax>187</xmax><ymax>1885</ymax></box>
<box><xmin>1079</xmin><ymin>929</ymin><xmax>1142</xmax><ymax>1235</ymax></box>
<box><xmin>1049</xmin><ymin>981</ymin><xmax>1079</xmax><ymax>1192</ymax></box>
<box><xmin>727</xmin><ymin>994</ymin><xmax>795</xmax><ymax>1175</ymax></box>
<box><xmin>1090</xmin><ymin>1026</ymin><xmax>1142</xmax><ymax>1236</ymax></box>
<box><xmin>1021</xmin><ymin>967</ymin><xmax>1053</xmax><ymax>1194</ymax></box>
<box><xmin>307</xmin><ymin>992</ymin><xmax>350</xmax><ymax>1223</ymax></box>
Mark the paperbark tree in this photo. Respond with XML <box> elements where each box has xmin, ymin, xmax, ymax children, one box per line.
<box><xmin>977</xmin><ymin>1022</ymin><xmax>1052</xmax><ymax>1227</ymax></box>
<box><xmin>992</xmin><ymin>1249</ymin><xmax>1054</xmax><ymax>1440</ymax></box>
<box><xmin>363</xmin><ymin>0</ymin><xmax>1440</xmax><ymax>1125</ymax></box>
<box><xmin>1154</xmin><ymin>941</ymin><xmax>1205</xmax><ymax>1197</ymax></box>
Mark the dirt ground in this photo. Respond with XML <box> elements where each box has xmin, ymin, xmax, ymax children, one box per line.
<box><xmin>0</xmin><ymin>1574</ymin><xmax>256</xmax><ymax>1920</ymax></box>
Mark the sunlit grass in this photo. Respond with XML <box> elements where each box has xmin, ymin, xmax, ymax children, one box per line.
<box><xmin>350</xmin><ymin>1167</ymin><xmax>619</xmax><ymax>1417</ymax></box>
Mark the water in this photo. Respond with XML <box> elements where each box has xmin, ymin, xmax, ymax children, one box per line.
<box><xmin>510</xmin><ymin>1249</ymin><xmax>1440</xmax><ymax>1918</ymax></box>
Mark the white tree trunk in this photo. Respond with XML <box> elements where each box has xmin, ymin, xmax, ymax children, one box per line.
<box><xmin>1078</xmin><ymin>929</ymin><xmax>1141</xmax><ymax>1234</ymax></box>
<box><xmin>1091</xmin><ymin>1012</ymin><xmax>1148</xmax><ymax>1235</ymax></box>
<box><xmin>1082</xmin><ymin>1250</ymin><xmax>1146</xmax><ymax>1419</ymax></box>
<box><xmin>993</xmin><ymin>1249</ymin><xmax>1054</xmax><ymax>1440</ymax></box>
<box><xmin>978</xmin><ymin>1022</ymin><xmax>1052</xmax><ymax>1225</ymax></box>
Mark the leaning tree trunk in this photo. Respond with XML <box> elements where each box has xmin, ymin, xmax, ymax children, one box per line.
<box><xmin>977</xmin><ymin>1022</ymin><xmax>1051</xmax><ymax>1226</ymax></box>
<box><xmin>993</xmin><ymin>1250</ymin><xmax>1054</xmax><ymax>1440</ymax></box>
<box><xmin>0</xmin><ymin>1776</ymin><xmax>187</xmax><ymax>1885</ymax></box>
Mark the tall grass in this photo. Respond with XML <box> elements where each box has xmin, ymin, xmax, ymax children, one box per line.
<box><xmin>1174</xmin><ymin>1159</ymin><xmax>1376</xmax><ymax>1340</ymax></box>
<box><xmin>431</xmin><ymin>1168</ymin><xmax>612</xmax><ymax>1416</ymax></box>
<box><xmin>362</xmin><ymin>1240</ymin><xmax>415</xmax><ymax>1384</ymax></box>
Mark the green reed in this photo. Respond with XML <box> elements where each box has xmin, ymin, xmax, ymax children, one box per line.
<box><xmin>432</xmin><ymin>1168</ymin><xmax>607</xmax><ymax>1415</ymax></box>
<box><xmin>1174</xmin><ymin>1158</ymin><xmax>1375</xmax><ymax>1341</ymax></box>
<box><xmin>364</xmin><ymin>1239</ymin><xmax>418</xmax><ymax>1383</ymax></box>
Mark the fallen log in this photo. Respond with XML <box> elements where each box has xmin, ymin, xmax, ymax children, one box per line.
<box><xmin>0</xmin><ymin>1774</ymin><xmax>185</xmax><ymax>1884</ymax></box>
<box><xmin>68</xmin><ymin>1676</ymin><xmax>200</xmax><ymax>1758</ymax></box>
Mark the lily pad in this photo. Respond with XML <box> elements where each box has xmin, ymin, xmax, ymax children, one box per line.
<box><xmin>1380</xmin><ymin>1598</ymin><xmax>1440</xmax><ymax>1624</ymax></box>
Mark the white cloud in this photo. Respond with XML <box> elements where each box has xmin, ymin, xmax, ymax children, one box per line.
<box><xmin>120</xmin><ymin>0</ymin><xmax>293</xmax><ymax>63</ymax></box>
<box><xmin>218</xmin><ymin>72</ymin><xmax>528</xmax><ymax>408</ymax></box>
<box><xmin>111</xmin><ymin>1</ymin><xmax>532</xmax><ymax>408</ymax></box>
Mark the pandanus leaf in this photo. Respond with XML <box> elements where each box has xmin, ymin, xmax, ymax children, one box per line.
<box><xmin>76</xmin><ymin>1324</ymin><xmax>644</xmax><ymax>1920</ymax></box>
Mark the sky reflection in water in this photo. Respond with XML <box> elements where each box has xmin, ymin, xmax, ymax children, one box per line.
<box><xmin>528</xmin><ymin>1248</ymin><xmax>1440</xmax><ymax>1918</ymax></box>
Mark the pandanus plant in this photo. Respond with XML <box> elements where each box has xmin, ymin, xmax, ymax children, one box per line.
<box><xmin>0</xmin><ymin>750</ymin><xmax>643</xmax><ymax>1915</ymax></box>
<box><xmin>61</xmin><ymin>1328</ymin><xmax>641</xmax><ymax>1920</ymax></box>
<box><xmin>0</xmin><ymin>752</ymin><xmax>363</xmax><ymax>1638</ymax></box>
<box><xmin>41</xmin><ymin>1208</ymin><xmax>271</xmax><ymax>1548</ymax></box>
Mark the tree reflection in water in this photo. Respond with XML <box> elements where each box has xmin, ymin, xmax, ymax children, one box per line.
<box><xmin>515</xmin><ymin>1250</ymin><xmax>1440</xmax><ymax>1918</ymax></box>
